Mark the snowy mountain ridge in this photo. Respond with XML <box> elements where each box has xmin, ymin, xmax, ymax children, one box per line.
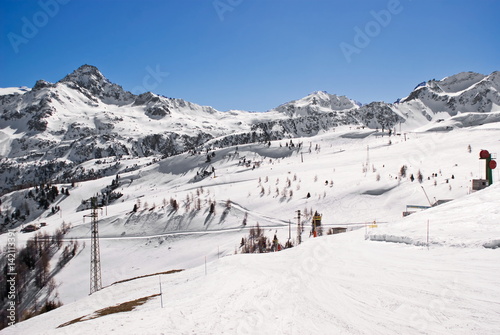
<box><xmin>0</xmin><ymin>66</ymin><xmax>498</xmax><ymax>194</ymax></box>
<box><xmin>399</xmin><ymin>71</ymin><xmax>500</xmax><ymax>119</ymax></box>
<box><xmin>271</xmin><ymin>90</ymin><xmax>360</xmax><ymax>117</ymax></box>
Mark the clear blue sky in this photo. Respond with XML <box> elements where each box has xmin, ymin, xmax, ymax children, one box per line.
<box><xmin>1</xmin><ymin>0</ymin><xmax>499</xmax><ymax>112</ymax></box>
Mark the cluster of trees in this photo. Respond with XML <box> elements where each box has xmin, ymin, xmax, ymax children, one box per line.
<box><xmin>132</xmin><ymin>187</ymin><xmax>218</xmax><ymax>215</ymax></box>
<box><xmin>278</xmin><ymin>139</ymin><xmax>303</xmax><ymax>150</ymax></box>
<box><xmin>0</xmin><ymin>222</ymin><xmax>76</xmax><ymax>329</ymax></box>
<box><xmin>28</xmin><ymin>184</ymin><xmax>68</xmax><ymax>210</ymax></box>
<box><xmin>239</xmin><ymin>224</ymin><xmax>271</xmax><ymax>253</ymax></box>
<box><xmin>78</xmin><ymin>176</ymin><xmax>123</xmax><ymax>212</ymax></box>
<box><xmin>0</xmin><ymin>159</ymin><xmax>73</xmax><ymax>196</ymax></box>
<box><xmin>399</xmin><ymin>165</ymin><xmax>455</xmax><ymax>186</ymax></box>
<box><xmin>101</xmin><ymin>175</ymin><xmax>123</xmax><ymax>205</ymax></box>
<box><xmin>258</xmin><ymin>173</ymin><xmax>301</xmax><ymax>199</ymax></box>
<box><xmin>239</xmin><ymin>224</ymin><xmax>293</xmax><ymax>254</ymax></box>
<box><xmin>1</xmin><ymin>184</ymin><xmax>71</xmax><ymax>228</ymax></box>
<box><xmin>399</xmin><ymin>165</ymin><xmax>419</xmax><ymax>181</ymax></box>
<box><xmin>239</xmin><ymin>210</ymin><xmax>346</xmax><ymax>255</ymax></box>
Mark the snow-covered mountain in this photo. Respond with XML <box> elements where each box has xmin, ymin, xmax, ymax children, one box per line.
<box><xmin>269</xmin><ymin>91</ymin><xmax>404</xmax><ymax>134</ymax></box>
<box><xmin>0</xmin><ymin>66</ymin><xmax>498</xmax><ymax>195</ymax></box>
<box><xmin>272</xmin><ymin>90</ymin><xmax>360</xmax><ymax>117</ymax></box>
<box><xmin>401</xmin><ymin>71</ymin><xmax>500</xmax><ymax>114</ymax></box>
<box><xmin>1</xmin><ymin>124</ymin><xmax>500</xmax><ymax>334</ymax></box>
<box><xmin>0</xmin><ymin>66</ymin><xmax>500</xmax><ymax>333</ymax></box>
<box><xmin>0</xmin><ymin>65</ymin><xmax>260</xmax><ymax>193</ymax></box>
<box><xmin>395</xmin><ymin>71</ymin><xmax>500</xmax><ymax>129</ymax></box>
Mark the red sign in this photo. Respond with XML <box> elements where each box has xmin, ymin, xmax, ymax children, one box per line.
<box><xmin>480</xmin><ymin>150</ymin><xmax>490</xmax><ymax>159</ymax></box>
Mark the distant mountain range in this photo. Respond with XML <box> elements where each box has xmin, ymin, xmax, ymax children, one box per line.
<box><xmin>0</xmin><ymin>65</ymin><xmax>498</xmax><ymax>193</ymax></box>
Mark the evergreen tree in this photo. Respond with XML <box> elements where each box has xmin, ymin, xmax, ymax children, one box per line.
<box><xmin>400</xmin><ymin>165</ymin><xmax>407</xmax><ymax>178</ymax></box>
<box><xmin>417</xmin><ymin>170</ymin><xmax>423</xmax><ymax>183</ymax></box>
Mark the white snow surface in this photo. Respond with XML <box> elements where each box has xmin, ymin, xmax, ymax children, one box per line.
<box><xmin>1</xmin><ymin>123</ymin><xmax>500</xmax><ymax>334</ymax></box>
<box><xmin>0</xmin><ymin>87</ymin><xmax>30</xmax><ymax>96</ymax></box>
<box><xmin>3</xmin><ymin>229</ymin><xmax>500</xmax><ymax>335</ymax></box>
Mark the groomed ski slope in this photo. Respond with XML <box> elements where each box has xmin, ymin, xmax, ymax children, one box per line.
<box><xmin>1</xmin><ymin>125</ymin><xmax>500</xmax><ymax>334</ymax></box>
<box><xmin>2</xmin><ymin>182</ymin><xmax>500</xmax><ymax>334</ymax></box>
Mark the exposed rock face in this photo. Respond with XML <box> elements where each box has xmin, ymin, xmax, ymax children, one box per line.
<box><xmin>401</xmin><ymin>71</ymin><xmax>500</xmax><ymax>115</ymax></box>
<box><xmin>59</xmin><ymin>64</ymin><xmax>135</xmax><ymax>106</ymax></box>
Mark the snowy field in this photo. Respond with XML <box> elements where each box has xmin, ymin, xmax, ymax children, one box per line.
<box><xmin>1</xmin><ymin>124</ymin><xmax>500</xmax><ymax>334</ymax></box>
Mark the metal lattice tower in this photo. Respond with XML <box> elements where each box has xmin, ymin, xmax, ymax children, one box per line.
<box><xmin>87</xmin><ymin>197</ymin><xmax>102</xmax><ymax>295</ymax></box>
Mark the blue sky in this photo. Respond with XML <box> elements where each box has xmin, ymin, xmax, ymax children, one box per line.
<box><xmin>1</xmin><ymin>0</ymin><xmax>499</xmax><ymax>112</ymax></box>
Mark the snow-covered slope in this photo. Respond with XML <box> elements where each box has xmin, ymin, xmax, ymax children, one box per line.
<box><xmin>2</xmin><ymin>65</ymin><xmax>500</xmax><ymax>334</ymax></box>
<box><xmin>397</xmin><ymin>71</ymin><xmax>500</xmax><ymax>126</ymax></box>
<box><xmin>0</xmin><ymin>66</ymin><xmax>265</xmax><ymax>193</ymax></box>
<box><xmin>368</xmin><ymin>182</ymin><xmax>500</xmax><ymax>248</ymax></box>
<box><xmin>1</xmin><ymin>120</ymin><xmax>500</xmax><ymax>333</ymax></box>
<box><xmin>1</xmin><ymin>66</ymin><xmax>499</xmax><ymax>195</ymax></box>
<box><xmin>2</xmin><ymin>176</ymin><xmax>500</xmax><ymax>334</ymax></box>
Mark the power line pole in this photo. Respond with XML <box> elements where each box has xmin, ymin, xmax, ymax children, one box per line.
<box><xmin>85</xmin><ymin>197</ymin><xmax>102</xmax><ymax>295</ymax></box>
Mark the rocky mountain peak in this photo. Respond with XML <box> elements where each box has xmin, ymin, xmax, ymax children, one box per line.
<box><xmin>59</xmin><ymin>64</ymin><xmax>135</xmax><ymax>106</ymax></box>
<box><xmin>32</xmin><ymin>79</ymin><xmax>55</xmax><ymax>91</ymax></box>
<box><xmin>59</xmin><ymin>64</ymin><xmax>106</xmax><ymax>88</ymax></box>
<box><xmin>273</xmin><ymin>91</ymin><xmax>358</xmax><ymax>117</ymax></box>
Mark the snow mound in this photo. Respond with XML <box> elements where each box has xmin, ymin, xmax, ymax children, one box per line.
<box><xmin>367</xmin><ymin>183</ymin><xmax>500</xmax><ymax>248</ymax></box>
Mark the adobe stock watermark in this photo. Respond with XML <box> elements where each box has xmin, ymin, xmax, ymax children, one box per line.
<box><xmin>7</xmin><ymin>0</ymin><xmax>71</xmax><ymax>54</ymax></box>
<box><xmin>408</xmin><ymin>278</ymin><xmax>462</xmax><ymax>332</ymax></box>
<box><xmin>401</xmin><ymin>130</ymin><xmax>448</xmax><ymax>168</ymax></box>
<box><xmin>236</xmin><ymin>239</ymin><xmax>339</xmax><ymax>334</ymax></box>
<box><xmin>131</xmin><ymin>65</ymin><xmax>169</xmax><ymax>95</ymax></box>
<box><xmin>5</xmin><ymin>232</ymin><xmax>17</xmax><ymax>327</ymax></box>
<box><xmin>213</xmin><ymin>0</ymin><xmax>243</xmax><ymax>21</ymax></box>
<box><xmin>340</xmin><ymin>0</ymin><xmax>407</xmax><ymax>63</ymax></box>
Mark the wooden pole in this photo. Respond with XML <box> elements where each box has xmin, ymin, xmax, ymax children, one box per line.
<box><xmin>159</xmin><ymin>275</ymin><xmax>163</xmax><ymax>308</ymax></box>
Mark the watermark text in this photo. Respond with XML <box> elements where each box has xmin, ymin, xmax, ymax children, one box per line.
<box><xmin>8</xmin><ymin>0</ymin><xmax>71</xmax><ymax>54</ymax></box>
<box><xmin>6</xmin><ymin>232</ymin><xmax>17</xmax><ymax>326</ymax></box>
